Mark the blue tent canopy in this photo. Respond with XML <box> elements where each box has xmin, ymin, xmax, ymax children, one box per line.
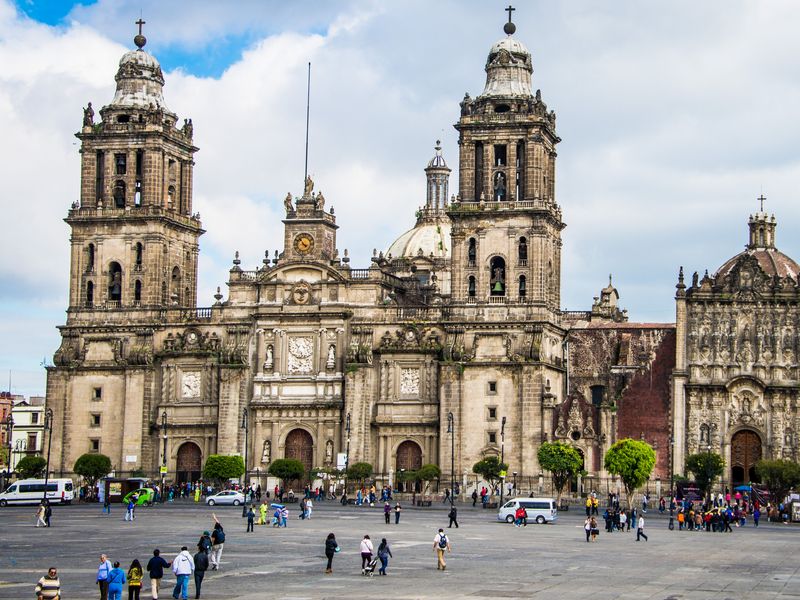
<box><xmin>734</xmin><ymin>485</ymin><xmax>751</xmax><ymax>491</ymax></box>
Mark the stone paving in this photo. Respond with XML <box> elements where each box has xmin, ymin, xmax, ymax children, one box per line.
<box><xmin>0</xmin><ymin>499</ymin><xmax>798</xmax><ymax>599</ymax></box>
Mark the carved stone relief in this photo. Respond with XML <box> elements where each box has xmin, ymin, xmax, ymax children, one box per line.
<box><xmin>181</xmin><ymin>372</ymin><xmax>201</xmax><ymax>398</ymax></box>
<box><xmin>400</xmin><ymin>368</ymin><xmax>420</xmax><ymax>396</ymax></box>
<box><xmin>287</xmin><ymin>336</ymin><xmax>314</xmax><ymax>374</ymax></box>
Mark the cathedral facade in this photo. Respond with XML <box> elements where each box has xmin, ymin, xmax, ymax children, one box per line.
<box><xmin>44</xmin><ymin>15</ymin><xmax>795</xmax><ymax>495</ymax></box>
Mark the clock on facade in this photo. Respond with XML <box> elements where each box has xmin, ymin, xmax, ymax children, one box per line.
<box><xmin>294</xmin><ymin>233</ymin><xmax>315</xmax><ymax>255</ymax></box>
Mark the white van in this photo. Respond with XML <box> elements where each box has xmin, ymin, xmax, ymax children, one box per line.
<box><xmin>0</xmin><ymin>479</ymin><xmax>75</xmax><ymax>506</ymax></box>
<box><xmin>497</xmin><ymin>497</ymin><xmax>558</xmax><ymax>524</ymax></box>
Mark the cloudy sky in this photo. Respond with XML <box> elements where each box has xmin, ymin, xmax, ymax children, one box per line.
<box><xmin>2</xmin><ymin>0</ymin><xmax>800</xmax><ymax>397</ymax></box>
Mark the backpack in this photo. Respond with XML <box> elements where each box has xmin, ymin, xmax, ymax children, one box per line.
<box><xmin>214</xmin><ymin>529</ymin><xmax>225</xmax><ymax>544</ymax></box>
<box><xmin>200</xmin><ymin>536</ymin><xmax>211</xmax><ymax>552</ymax></box>
<box><xmin>438</xmin><ymin>534</ymin><xmax>448</xmax><ymax>549</ymax></box>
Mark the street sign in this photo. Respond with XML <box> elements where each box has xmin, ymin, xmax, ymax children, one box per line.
<box><xmin>500</xmin><ymin>470</ymin><xmax>507</xmax><ymax>478</ymax></box>
<box><xmin>159</xmin><ymin>465</ymin><xmax>168</xmax><ymax>474</ymax></box>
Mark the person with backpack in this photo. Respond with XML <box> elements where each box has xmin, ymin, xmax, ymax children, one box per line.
<box><xmin>106</xmin><ymin>561</ymin><xmax>126</xmax><ymax>600</ymax></box>
<box><xmin>210</xmin><ymin>515</ymin><xmax>225</xmax><ymax>571</ymax></box>
<box><xmin>433</xmin><ymin>528</ymin><xmax>451</xmax><ymax>571</ymax></box>
<box><xmin>193</xmin><ymin>546</ymin><xmax>209</xmax><ymax>598</ymax></box>
<box><xmin>246</xmin><ymin>506</ymin><xmax>255</xmax><ymax>532</ymax></box>
<box><xmin>377</xmin><ymin>538</ymin><xmax>393</xmax><ymax>575</ymax></box>
<box><xmin>471</xmin><ymin>489</ymin><xmax>478</xmax><ymax>507</ymax></box>
<box><xmin>324</xmin><ymin>532</ymin><xmax>339</xmax><ymax>574</ymax></box>
<box><xmin>196</xmin><ymin>531</ymin><xmax>212</xmax><ymax>555</ymax></box>
<box><xmin>359</xmin><ymin>535</ymin><xmax>374</xmax><ymax>574</ymax></box>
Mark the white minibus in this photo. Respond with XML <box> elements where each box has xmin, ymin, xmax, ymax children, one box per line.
<box><xmin>0</xmin><ymin>479</ymin><xmax>75</xmax><ymax>506</ymax></box>
<box><xmin>497</xmin><ymin>497</ymin><xmax>558</xmax><ymax>524</ymax></box>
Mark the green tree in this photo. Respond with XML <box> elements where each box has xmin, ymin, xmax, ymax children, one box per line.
<box><xmin>347</xmin><ymin>462</ymin><xmax>373</xmax><ymax>486</ymax></box>
<box><xmin>603</xmin><ymin>439</ymin><xmax>656</xmax><ymax>508</ymax></box>
<box><xmin>417</xmin><ymin>463</ymin><xmax>441</xmax><ymax>494</ymax></box>
<box><xmin>472</xmin><ymin>455</ymin><xmax>508</xmax><ymax>496</ymax></box>
<box><xmin>267</xmin><ymin>458</ymin><xmax>305</xmax><ymax>487</ymax></box>
<box><xmin>755</xmin><ymin>459</ymin><xmax>800</xmax><ymax>505</ymax></box>
<box><xmin>73</xmin><ymin>453</ymin><xmax>112</xmax><ymax>489</ymax></box>
<box><xmin>15</xmin><ymin>455</ymin><xmax>47</xmax><ymax>479</ymax></box>
<box><xmin>537</xmin><ymin>441</ymin><xmax>584</xmax><ymax>504</ymax></box>
<box><xmin>0</xmin><ymin>446</ymin><xmax>8</xmax><ymax>467</ymax></box>
<box><xmin>202</xmin><ymin>454</ymin><xmax>245</xmax><ymax>485</ymax></box>
<box><xmin>685</xmin><ymin>452</ymin><xmax>725</xmax><ymax>499</ymax></box>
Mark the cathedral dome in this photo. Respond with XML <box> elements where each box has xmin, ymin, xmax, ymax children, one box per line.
<box><xmin>387</xmin><ymin>219</ymin><xmax>451</xmax><ymax>259</ymax></box>
<box><xmin>480</xmin><ymin>31</ymin><xmax>533</xmax><ymax>98</ymax></box>
<box><xmin>715</xmin><ymin>211</ymin><xmax>800</xmax><ymax>280</ymax></box>
<box><xmin>108</xmin><ymin>46</ymin><xmax>173</xmax><ymax>114</ymax></box>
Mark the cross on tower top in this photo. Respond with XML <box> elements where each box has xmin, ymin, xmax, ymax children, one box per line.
<box><xmin>758</xmin><ymin>194</ymin><xmax>766</xmax><ymax>212</ymax></box>
<box><xmin>503</xmin><ymin>5</ymin><xmax>516</xmax><ymax>35</ymax></box>
<box><xmin>134</xmin><ymin>18</ymin><xmax>147</xmax><ymax>49</ymax></box>
<box><xmin>136</xmin><ymin>18</ymin><xmax>146</xmax><ymax>36</ymax></box>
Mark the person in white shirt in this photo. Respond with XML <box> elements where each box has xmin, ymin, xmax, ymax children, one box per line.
<box><xmin>433</xmin><ymin>528</ymin><xmax>451</xmax><ymax>571</ymax></box>
<box><xmin>359</xmin><ymin>535</ymin><xmax>374</xmax><ymax>574</ymax></box>
<box><xmin>171</xmin><ymin>547</ymin><xmax>194</xmax><ymax>600</ymax></box>
<box><xmin>636</xmin><ymin>515</ymin><xmax>648</xmax><ymax>541</ymax></box>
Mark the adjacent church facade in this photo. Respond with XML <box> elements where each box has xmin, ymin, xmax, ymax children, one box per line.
<box><xmin>45</xmin><ymin>16</ymin><xmax>799</xmax><ymax>494</ymax></box>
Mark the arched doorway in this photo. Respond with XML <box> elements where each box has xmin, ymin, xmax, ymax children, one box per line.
<box><xmin>285</xmin><ymin>429</ymin><xmax>314</xmax><ymax>484</ymax></box>
<box><xmin>176</xmin><ymin>442</ymin><xmax>202</xmax><ymax>484</ymax></box>
<box><xmin>731</xmin><ymin>430</ymin><xmax>762</xmax><ymax>485</ymax></box>
<box><xmin>396</xmin><ymin>440</ymin><xmax>423</xmax><ymax>492</ymax></box>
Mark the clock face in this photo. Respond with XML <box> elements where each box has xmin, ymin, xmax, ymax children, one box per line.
<box><xmin>294</xmin><ymin>233</ymin><xmax>315</xmax><ymax>255</ymax></box>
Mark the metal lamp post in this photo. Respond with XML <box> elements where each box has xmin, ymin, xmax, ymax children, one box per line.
<box><xmin>343</xmin><ymin>413</ymin><xmax>351</xmax><ymax>504</ymax></box>
<box><xmin>512</xmin><ymin>471</ymin><xmax>518</xmax><ymax>497</ymax></box>
<box><xmin>447</xmin><ymin>412</ymin><xmax>455</xmax><ymax>506</ymax></box>
<box><xmin>41</xmin><ymin>409</ymin><xmax>53</xmax><ymax>503</ymax></box>
<box><xmin>160</xmin><ymin>411</ymin><xmax>167</xmax><ymax>503</ymax></box>
<box><xmin>499</xmin><ymin>416</ymin><xmax>507</xmax><ymax>505</ymax></box>
<box><xmin>241</xmin><ymin>407</ymin><xmax>249</xmax><ymax>516</ymax></box>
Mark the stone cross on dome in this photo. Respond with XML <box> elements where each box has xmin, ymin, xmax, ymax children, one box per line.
<box><xmin>758</xmin><ymin>194</ymin><xmax>766</xmax><ymax>212</ymax></box>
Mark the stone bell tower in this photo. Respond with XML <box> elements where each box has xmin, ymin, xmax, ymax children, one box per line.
<box><xmin>448</xmin><ymin>8</ymin><xmax>563</xmax><ymax>316</ymax></box>
<box><xmin>67</xmin><ymin>21</ymin><xmax>203</xmax><ymax>315</ymax></box>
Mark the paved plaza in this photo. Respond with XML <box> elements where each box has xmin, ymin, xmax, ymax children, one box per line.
<box><xmin>0</xmin><ymin>499</ymin><xmax>798</xmax><ymax>599</ymax></box>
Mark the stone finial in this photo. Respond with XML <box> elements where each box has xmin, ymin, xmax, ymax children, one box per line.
<box><xmin>233</xmin><ymin>251</ymin><xmax>241</xmax><ymax>266</ymax></box>
<box><xmin>263</xmin><ymin>251</ymin><xmax>270</xmax><ymax>267</ymax></box>
<box><xmin>214</xmin><ymin>286</ymin><xmax>223</xmax><ymax>304</ymax></box>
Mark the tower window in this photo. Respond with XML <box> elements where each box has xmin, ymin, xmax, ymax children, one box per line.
<box><xmin>171</xmin><ymin>266</ymin><xmax>181</xmax><ymax>305</ymax></box>
<box><xmin>135</xmin><ymin>150</ymin><xmax>143</xmax><ymax>176</ymax></box>
<box><xmin>116</xmin><ymin>115</ymin><xmax>130</xmax><ymax>124</ymax></box>
<box><xmin>591</xmin><ymin>385</ymin><xmax>604</xmax><ymax>407</ymax></box>
<box><xmin>91</xmin><ymin>413</ymin><xmax>101</xmax><ymax>427</ymax></box>
<box><xmin>134</xmin><ymin>280</ymin><xmax>142</xmax><ymax>304</ymax></box>
<box><xmin>87</xmin><ymin>243</ymin><xmax>95</xmax><ymax>272</ymax></box>
<box><xmin>93</xmin><ymin>387</ymin><xmax>102</xmax><ymax>400</ymax></box>
<box><xmin>494</xmin><ymin>104</ymin><xmax>510</xmax><ymax>113</ymax></box>
<box><xmin>518</xmin><ymin>237</ymin><xmax>528</xmax><ymax>263</ymax></box>
<box><xmin>135</xmin><ymin>243</ymin><xmax>143</xmax><ymax>266</ymax></box>
<box><xmin>115</xmin><ymin>154</ymin><xmax>127</xmax><ymax>175</ymax></box>
<box><xmin>493</xmin><ymin>171</ymin><xmax>507</xmax><ymax>201</ymax></box>
<box><xmin>494</xmin><ymin>145</ymin><xmax>507</xmax><ymax>166</ymax></box>
<box><xmin>95</xmin><ymin>151</ymin><xmax>105</xmax><ymax>203</ymax></box>
<box><xmin>474</xmin><ymin>142</ymin><xmax>484</xmax><ymax>201</ymax></box>
<box><xmin>516</xmin><ymin>140</ymin><xmax>525</xmax><ymax>201</ymax></box>
<box><xmin>468</xmin><ymin>275</ymin><xmax>476</xmax><ymax>298</ymax></box>
<box><xmin>113</xmin><ymin>180</ymin><xmax>126</xmax><ymax>209</ymax></box>
<box><xmin>489</xmin><ymin>256</ymin><xmax>506</xmax><ymax>296</ymax></box>
<box><xmin>467</xmin><ymin>238</ymin><xmax>477</xmax><ymax>267</ymax></box>
<box><xmin>488</xmin><ymin>432</ymin><xmax>497</xmax><ymax>444</ymax></box>
<box><xmin>167</xmin><ymin>185</ymin><xmax>175</xmax><ymax>209</ymax></box>
<box><xmin>108</xmin><ymin>262</ymin><xmax>122</xmax><ymax>303</ymax></box>
<box><xmin>488</xmin><ymin>381</ymin><xmax>497</xmax><ymax>394</ymax></box>
<box><xmin>518</xmin><ymin>275</ymin><xmax>526</xmax><ymax>298</ymax></box>
<box><xmin>488</xmin><ymin>407</ymin><xmax>497</xmax><ymax>420</ymax></box>
<box><xmin>86</xmin><ymin>281</ymin><xmax>94</xmax><ymax>307</ymax></box>
<box><xmin>90</xmin><ymin>439</ymin><xmax>100</xmax><ymax>453</ymax></box>
<box><xmin>134</xmin><ymin>181</ymin><xmax>142</xmax><ymax>207</ymax></box>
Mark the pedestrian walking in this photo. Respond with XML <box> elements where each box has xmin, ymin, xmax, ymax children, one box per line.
<box><xmin>171</xmin><ymin>546</ymin><xmax>194</xmax><ymax>600</ymax></box>
<box><xmin>44</xmin><ymin>501</ymin><xmax>52</xmax><ymax>527</ymax></box>
<box><xmin>472</xmin><ymin>489</ymin><xmax>478</xmax><ymax>507</ymax></box>
<box><xmin>258</xmin><ymin>501</ymin><xmax>267</xmax><ymax>525</ymax></box>
<box><xmin>384</xmin><ymin>501</ymin><xmax>391</xmax><ymax>524</ymax></box>
<box><xmin>306</xmin><ymin>497</ymin><xmax>313</xmax><ymax>519</ymax></box>
<box><xmin>359</xmin><ymin>535</ymin><xmax>374</xmax><ymax>575</ymax></box>
<box><xmin>280</xmin><ymin>506</ymin><xmax>289</xmax><ymax>527</ymax></box>
<box><xmin>106</xmin><ymin>562</ymin><xmax>126</xmax><ymax>600</ymax></box>
<box><xmin>145</xmin><ymin>549</ymin><xmax>169</xmax><ymax>600</ymax></box>
<box><xmin>97</xmin><ymin>554</ymin><xmax>113</xmax><ymax>600</ymax></box>
<box><xmin>590</xmin><ymin>517</ymin><xmax>599</xmax><ymax>541</ymax></box>
<box><xmin>433</xmin><ymin>528</ymin><xmax>451</xmax><ymax>571</ymax></box>
<box><xmin>246</xmin><ymin>506</ymin><xmax>255</xmax><ymax>532</ymax></box>
<box><xmin>394</xmin><ymin>502</ymin><xmax>402</xmax><ymax>524</ymax></box>
<box><xmin>636</xmin><ymin>514</ymin><xmax>648</xmax><ymax>541</ymax></box>
<box><xmin>377</xmin><ymin>538</ymin><xmax>393</xmax><ymax>575</ymax></box>
<box><xmin>584</xmin><ymin>516</ymin><xmax>592</xmax><ymax>542</ymax></box>
<box><xmin>127</xmin><ymin>559</ymin><xmax>143</xmax><ymax>600</ymax></box>
<box><xmin>35</xmin><ymin>502</ymin><xmax>47</xmax><ymax>527</ymax></box>
<box><xmin>193</xmin><ymin>546</ymin><xmax>209</xmax><ymax>598</ymax></box>
<box><xmin>196</xmin><ymin>531</ymin><xmax>212</xmax><ymax>555</ymax></box>
<box><xmin>324</xmin><ymin>532</ymin><xmax>339</xmax><ymax>574</ymax></box>
<box><xmin>124</xmin><ymin>498</ymin><xmax>135</xmax><ymax>522</ymax></box>
<box><xmin>448</xmin><ymin>505</ymin><xmax>459</xmax><ymax>528</ymax></box>
<box><xmin>210</xmin><ymin>514</ymin><xmax>225</xmax><ymax>571</ymax></box>
<box><xmin>34</xmin><ymin>566</ymin><xmax>61</xmax><ymax>600</ymax></box>
<box><xmin>103</xmin><ymin>495</ymin><xmax>111</xmax><ymax>514</ymax></box>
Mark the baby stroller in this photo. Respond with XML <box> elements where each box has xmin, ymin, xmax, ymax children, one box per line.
<box><xmin>363</xmin><ymin>555</ymin><xmax>379</xmax><ymax>577</ymax></box>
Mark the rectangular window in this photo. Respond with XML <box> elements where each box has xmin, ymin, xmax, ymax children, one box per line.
<box><xmin>135</xmin><ymin>149</ymin><xmax>143</xmax><ymax>176</ymax></box>
<box><xmin>95</xmin><ymin>151</ymin><xmax>105</xmax><ymax>203</ymax></box>
<box><xmin>27</xmin><ymin>433</ymin><xmax>37</xmax><ymax>450</ymax></box>
<box><xmin>488</xmin><ymin>381</ymin><xmax>497</xmax><ymax>394</ymax></box>
<box><xmin>494</xmin><ymin>144</ymin><xmax>507</xmax><ymax>166</ymax></box>
<box><xmin>90</xmin><ymin>439</ymin><xmax>100</xmax><ymax>453</ymax></box>
<box><xmin>488</xmin><ymin>432</ymin><xmax>497</xmax><ymax>444</ymax></box>
<box><xmin>91</xmin><ymin>413</ymin><xmax>101</xmax><ymax>427</ymax></box>
<box><xmin>591</xmin><ymin>385</ymin><xmax>605</xmax><ymax>407</ymax></box>
<box><xmin>115</xmin><ymin>153</ymin><xmax>127</xmax><ymax>175</ymax></box>
<box><xmin>93</xmin><ymin>387</ymin><xmax>102</xmax><ymax>400</ymax></box>
<box><xmin>31</xmin><ymin>413</ymin><xmax>39</xmax><ymax>424</ymax></box>
<box><xmin>488</xmin><ymin>407</ymin><xmax>497</xmax><ymax>420</ymax></box>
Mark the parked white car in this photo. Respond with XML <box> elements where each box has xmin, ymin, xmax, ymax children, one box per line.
<box><xmin>206</xmin><ymin>490</ymin><xmax>245</xmax><ymax>506</ymax></box>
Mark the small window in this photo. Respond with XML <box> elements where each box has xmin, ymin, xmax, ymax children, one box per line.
<box><xmin>115</xmin><ymin>153</ymin><xmax>127</xmax><ymax>175</ymax></box>
<box><xmin>518</xmin><ymin>275</ymin><xmax>527</xmax><ymax>298</ymax></box>
<box><xmin>86</xmin><ymin>281</ymin><xmax>94</xmax><ymax>307</ymax></box>
<box><xmin>93</xmin><ymin>387</ymin><xmax>102</xmax><ymax>400</ymax></box>
<box><xmin>488</xmin><ymin>381</ymin><xmax>497</xmax><ymax>394</ymax></box>
<box><xmin>91</xmin><ymin>413</ymin><xmax>101</xmax><ymax>427</ymax></box>
<box><xmin>494</xmin><ymin>144</ymin><xmax>507</xmax><ymax>166</ymax></box>
<box><xmin>591</xmin><ymin>385</ymin><xmax>604</xmax><ymax>407</ymax></box>
<box><xmin>494</xmin><ymin>104</ymin><xmax>510</xmax><ymax>114</ymax></box>
<box><xmin>467</xmin><ymin>238</ymin><xmax>477</xmax><ymax>266</ymax></box>
<box><xmin>27</xmin><ymin>433</ymin><xmax>37</xmax><ymax>449</ymax></box>
<box><xmin>90</xmin><ymin>439</ymin><xmax>100</xmax><ymax>453</ymax></box>
<box><xmin>134</xmin><ymin>280</ymin><xmax>142</xmax><ymax>303</ymax></box>
<box><xmin>488</xmin><ymin>432</ymin><xmax>497</xmax><ymax>444</ymax></box>
<box><xmin>488</xmin><ymin>407</ymin><xmax>497</xmax><ymax>420</ymax></box>
<box><xmin>116</xmin><ymin>115</ymin><xmax>130</xmax><ymax>124</ymax></box>
<box><xmin>31</xmin><ymin>413</ymin><xmax>39</xmax><ymax>424</ymax></box>
<box><xmin>468</xmin><ymin>276</ymin><xmax>476</xmax><ymax>298</ymax></box>
<box><xmin>135</xmin><ymin>242</ymin><xmax>143</xmax><ymax>265</ymax></box>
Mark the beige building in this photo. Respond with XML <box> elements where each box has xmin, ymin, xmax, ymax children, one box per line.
<box><xmin>46</xmin><ymin>14</ymin><xmax>724</xmax><ymax>495</ymax></box>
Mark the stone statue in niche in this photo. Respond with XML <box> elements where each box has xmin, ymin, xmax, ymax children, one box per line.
<box><xmin>262</xmin><ymin>440</ymin><xmax>271</xmax><ymax>463</ymax></box>
<box><xmin>264</xmin><ymin>344</ymin><xmax>274</xmax><ymax>370</ymax></box>
<box><xmin>304</xmin><ymin>175</ymin><xmax>314</xmax><ymax>197</ymax></box>
<box><xmin>284</xmin><ymin>193</ymin><xmax>293</xmax><ymax>214</ymax></box>
<box><xmin>325</xmin><ymin>440</ymin><xmax>333</xmax><ymax>464</ymax></box>
<box><xmin>326</xmin><ymin>344</ymin><xmax>336</xmax><ymax>370</ymax></box>
<box><xmin>316</xmin><ymin>191</ymin><xmax>325</xmax><ymax>211</ymax></box>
